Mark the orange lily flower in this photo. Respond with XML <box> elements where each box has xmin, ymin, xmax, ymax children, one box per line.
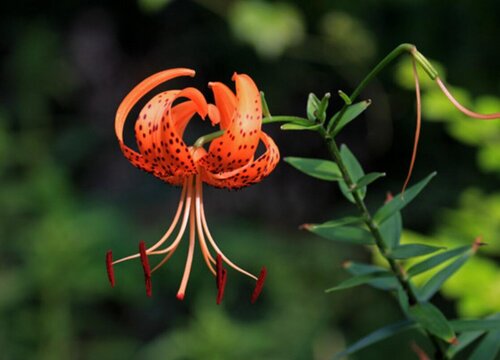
<box><xmin>106</xmin><ymin>68</ymin><xmax>278</xmax><ymax>303</ymax></box>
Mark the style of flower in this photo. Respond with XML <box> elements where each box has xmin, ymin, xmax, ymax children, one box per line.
<box><xmin>106</xmin><ymin>68</ymin><xmax>279</xmax><ymax>303</ymax></box>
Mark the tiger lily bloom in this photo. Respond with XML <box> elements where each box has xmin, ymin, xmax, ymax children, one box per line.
<box><xmin>106</xmin><ymin>68</ymin><xmax>279</xmax><ymax>303</ymax></box>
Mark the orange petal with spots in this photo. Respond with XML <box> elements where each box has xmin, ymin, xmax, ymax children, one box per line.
<box><xmin>202</xmin><ymin>131</ymin><xmax>280</xmax><ymax>189</ymax></box>
<box><xmin>201</xmin><ymin>73</ymin><xmax>262</xmax><ymax>173</ymax></box>
<box><xmin>208</xmin><ymin>81</ymin><xmax>237</xmax><ymax>130</ymax></box>
<box><xmin>134</xmin><ymin>87</ymin><xmax>208</xmax><ymax>179</ymax></box>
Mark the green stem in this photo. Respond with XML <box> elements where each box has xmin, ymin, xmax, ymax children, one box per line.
<box><xmin>193</xmin><ymin>115</ymin><xmax>309</xmax><ymax>147</ymax></box>
<box><xmin>318</xmin><ymin>127</ymin><xmax>445</xmax><ymax>359</ymax></box>
<box><xmin>327</xmin><ymin>43</ymin><xmax>439</xmax><ymax>134</ymax></box>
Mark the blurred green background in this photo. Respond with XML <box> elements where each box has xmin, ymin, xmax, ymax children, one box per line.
<box><xmin>1</xmin><ymin>0</ymin><xmax>499</xmax><ymax>359</ymax></box>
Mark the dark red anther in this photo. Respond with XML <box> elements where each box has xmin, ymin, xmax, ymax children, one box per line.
<box><xmin>216</xmin><ymin>268</ymin><xmax>227</xmax><ymax>305</ymax></box>
<box><xmin>139</xmin><ymin>241</ymin><xmax>152</xmax><ymax>297</ymax></box>
<box><xmin>106</xmin><ymin>250</ymin><xmax>115</xmax><ymax>287</ymax></box>
<box><xmin>385</xmin><ymin>192</ymin><xmax>394</xmax><ymax>204</ymax></box>
<box><xmin>216</xmin><ymin>254</ymin><xmax>223</xmax><ymax>288</ymax></box>
<box><xmin>216</xmin><ymin>253</ymin><xmax>227</xmax><ymax>304</ymax></box>
<box><xmin>251</xmin><ymin>266</ymin><xmax>267</xmax><ymax>304</ymax></box>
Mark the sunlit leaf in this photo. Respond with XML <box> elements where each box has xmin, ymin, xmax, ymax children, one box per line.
<box><xmin>331</xmin><ymin>100</ymin><xmax>372</xmax><ymax>136</ymax></box>
<box><xmin>305</xmin><ymin>224</ymin><xmax>373</xmax><ymax>245</ymax></box>
<box><xmin>333</xmin><ymin>320</ymin><xmax>415</xmax><ymax>359</ymax></box>
<box><xmin>306</xmin><ymin>93</ymin><xmax>320</xmax><ymax>122</ymax></box>
<box><xmin>407</xmin><ymin>245</ymin><xmax>470</xmax><ymax>277</ymax></box>
<box><xmin>408</xmin><ymin>302</ymin><xmax>456</xmax><ymax>343</ymax></box>
<box><xmin>338</xmin><ymin>144</ymin><xmax>366</xmax><ymax>203</ymax></box>
<box><xmin>284</xmin><ymin>157</ymin><xmax>342</xmax><ymax>181</ymax></box>
<box><xmin>374</xmin><ymin>172</ymin><xmax>437</xmax><ymax>224</ymax></box>
<box><xmin>388</xmin><ymin>244</ymin><xmax>445</xmax><ymax>260</ymax></box>
<box><xmin>325</xmin><ymin>272</ymin><xmax>394</xmax><ymax>292</ymax></box>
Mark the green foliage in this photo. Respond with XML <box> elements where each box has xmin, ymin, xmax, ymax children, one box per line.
<box><xmin>228</xmin><ymin>1</ymin><xmax>305</xmax><ymax>58</ymax></box>
<box><xmin>408</xmin><ymin>302</ymin><xmax>456</xmax><ymax>343</ymax></box>
<box><xmin>304</xmin><ymin>223</ymin><xmax>373</xmax><ymax>245</ymax></box>
<box><xmin>331</xmin><ymin>100</ymin><xmax>372</xmax><ymax>136</ymax></box>
<box><xmin>284</xmin><ymin>157</ymin><xmax>342</xmax><ymax>181</ymax></box>
<box><xmin>338</xmin><ymin>144</ymin><xmax>367</xmax><ymax>203</ymax></box>
<box><xmin>388</xmin><ymin>244</ymin><xmax>445</xmax><ymax>260</ymax></box>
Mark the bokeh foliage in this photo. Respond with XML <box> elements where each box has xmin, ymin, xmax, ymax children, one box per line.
<box><xmin>1</xmin><ymin>0</ymin><xmax>498</xmax><ymax>359</ymax></box>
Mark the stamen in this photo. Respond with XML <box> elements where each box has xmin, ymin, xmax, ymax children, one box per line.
<box><xmin>197</xmin><ymin>180</ymin><xmax>258</xmax><ymax>280</ymax></box>
<box><xmin>139</xmin><ymin>240</ymin><xmax>152</xmax><ymax>297</ymax></box>
<box><xmin>176</xmin><ymin>193</ymin><xmax>197</xmax><ymax>300</ymax></box>
<box><xmin>436</xmin><ymin>77</ymin><xmax>500</xmax><ymax>120</ymax></box>
<box><xmin>195</xmin><ymin>175</ymin><xmax>216</xmax><ymax>275</ymax></box>
<box><xmin>106</xmin><ymin>250</ymin><xmax>115</xmax><ymax>287</ymax></box>
<box><xmin>217</xmin><ymin>268</ymin><xmax>227</xmax><ymax>305</ymax></box>
<box><xmin>402</xmin><ymin>57</ymin><xmax>422</xmax><ymax>193</ymax></box>
<box><xmin>112</xmin><ymin>179</ymin><xmax>189</xmax><ymax>265</ymax></box>
<box><xmin>251</xmin><ymin>267</ymin><xmax>267</xmax><ymax>303</ymax></box>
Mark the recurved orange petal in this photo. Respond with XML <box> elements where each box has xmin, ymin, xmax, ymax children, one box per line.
<box><xmin>201</xmin><ymin>73</ymin><xmax>262</xmax><ymax>173</ymax></box>
<box><xmin>202</xmin><ymin>132</ymin><xmax>279</xmax><ymax>189</ymax></box>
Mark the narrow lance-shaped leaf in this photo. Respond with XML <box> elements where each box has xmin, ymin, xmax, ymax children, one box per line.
<box><xmin>331</xmin><ymin>100</ymin><xmax>372</xmax><ymax>136</ymax></box>
<box><xmin>326</xmin><ymin>272</ymin><xmax>395</xmax><ymax>293</ymax></box>
<box><xmin>303</xmin><ymin>224</ymin><xmax>373</xmax><ymax>245</ymax></box>
<box><xmin>408</xmin><ymin>302</ymin><xmax>456</xmax><ymax>343</ymax></box>
<box><xmin>469</xmin><ymin>329</ymin><xmax>500</xmax><ymax>360</ymax></box>
<box><xmin>350</xmin><ymin>172</ymin><xmax>386</xmax><ymax>191</ymax></box>
<box><xmin>418</xmin><ymin>250</ymin><xmax>472</xmax><ymax>302</ymax></box>
<box><xmin>379</xmin><ymin>211</ymin><xmax>402</xmax><ymax>249</ymax></box>
<box><xmin>388</xmin><ymin>244</ymin><xmax>446</xmax><ymax>260</ymax></box>
<box><xmin>450</xmin><ymin>318</ymin><xmax>500</xmax><ymax>332</ymax></box>
<box><xmin>407</xmin><ymin>245</ymin><xmax>470</xmax><ymax>277</ymax></box>
<box><xmin>317</xmin><ymin>93</ymin><xmax>331</xmax><ymax>123</ymax></box>
<box><xmin>446</xmin><ymin>331</ymin><xmax>485</xmax><ymax>359</ymax></box>
<box><xmin>343</xmin><ymin>261</ymin><xmax>398</xmax><ymax>290</ymax></box>
<box><xmin>284</xmin><ymin>157</ymin><xmax>342</xmax><ymax>181</ymax></box>
<box><xmin>333</xmin><ymin>320</ymin><xmax>415</xmax><ymax>359</ymax></box>
<box><xmin>338</xmin><ymin>144</ymin><xmax>366</xmax><ymax>203</ymax></box>
<box><xmin>374</xmin><ymin>172</ymin><xmax>437</xmax><ymax>225</ymax></box>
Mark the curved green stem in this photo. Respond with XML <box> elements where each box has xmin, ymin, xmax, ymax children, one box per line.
<box><xmin>193</xmin><ymin>115</ymin><xmax>309</xmax><ymax>148</ymax></box>
<box><xmin>327</xmin><ymin>43</ymin><xmax>439</xmax><ymax>134</ymax></box>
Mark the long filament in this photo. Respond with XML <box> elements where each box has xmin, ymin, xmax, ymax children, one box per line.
<box><xmin>198</xmin><ymin>181</ymin><xmax>257</xmax><ymax>281</ymax></box>
<box><xmin>436</xmin><ymin>77</ymin><xmax>500</xmax><ymax>120</ymax></box>
<box><xmin>402</xmin><ymin>57</ymin><xmax>422</xmax><ymax>193</ymax></box>
<box><xmin>176</xmin><ymin>192</ymin><xmax>197</xmax><ymax>299</ymax></box>
<box><xmin>195</xmin><ymin>175</ymin><xmax>216</xmax><ymax>275</ymax></box>
<box><xmin>112</xmin><ymin>179</ymin><xmax>189</xmax><ymax>265</ymax></box>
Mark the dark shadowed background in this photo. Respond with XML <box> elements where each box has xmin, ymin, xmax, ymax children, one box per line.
<box><xmin>1</xmin><ymin>0</ymin><xmax>499</xmax><ymax>359</ymax></box>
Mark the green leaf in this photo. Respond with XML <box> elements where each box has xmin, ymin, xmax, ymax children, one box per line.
<box><xmin>307</xmin><ymin>93</ymin><xmax>321</xmax><ymax>122</ymax></box>
<box><xmin>333</xmin><ymin>320</ymin><xmax>415</xmax><ymax>359</ymax></box>
<box><xmin>315</xmin><ymin>216</ymin><xmax>362</xmax><ymax>227</ymax></box>
<box><xmin>446</xmin><ymin>331</ymin><xmax>485</xmax><ymax>359</ymax></box>
<box><xmin>260</xmin><ymin>91</ymin><xmax>272</xmax><ymax>118</ymax></box>
<box><xmin>284</xmin><ymin>157</ymin><xmax>342</xmax><ymax>181</ymax></box>
<box><xmin>305</xmin><ymin>224</ymin><xmax>373</xmax><ymax>245</ymax></box>
<box><xmin>408</xmin><ymin>302</ymin><xmax>456</xmax><ymax>343</ymax></box>
<box><xmin>379</xmin><ymin>211</ymin><xmax>402</xmax><ymax>249</ymax></box>
<box><xmin>350</xmin><ymin>172</ymin><xmax>386</xmax><ymax>191</ymax></box>
<box><xmin>374</xmin><ymin>172</ymin><xmax>437</xmax><ymax>224</ymax></box>
<box><xmin>418</xmin><ymin>253</ymin><xmax>471</xmax><ymax>301</ymax></box>
<box><xmin>388</xmin><ymin>244</ymin><xmax>445</xmax><ymax>260</ymax></box>
<box><xmin>450</xmin><ymin>318</ymin><xmax>500</xmax><ymax>332</ymax></box>
<box><xmin>407</xmin><ymin>245</ymin><xmax>470</xmax><ymax>277</ymax></box>
<box><xmin>338</xmin><ymin>90</ymin><xmax>352</xmax><ymax>105</ymax></box>
<box><xmin>325</xmin><ymin>272</ymin><xmax>394</xmax><ymax>292</ymax></box>
<box><xmin>469</xmin><ymin>330</ymin><xmax>500</xmax><ymax>360</ymax></box>
<box><xmin>331</xmin><ymin>100</ymin><xmax>372</xmax><ymax>136</ymax></box>
<box><xmin>317</xmin><ymin>93</ymin><xmax>331</xmax><ymax>122</ymax></box>
<box><xmin>338</xmin><ymin>145</ymin><xmax>366</xmax><ymax>203</ymax></box>
<box><xmin>343</xmin><ymin>261</ymin><xmax>398</xmax><ymax>290</ymax></box>
<box><xmin>280</xmin><ymin>123</ymin><xmax>321</xmax><ymax>131</ymax></box>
